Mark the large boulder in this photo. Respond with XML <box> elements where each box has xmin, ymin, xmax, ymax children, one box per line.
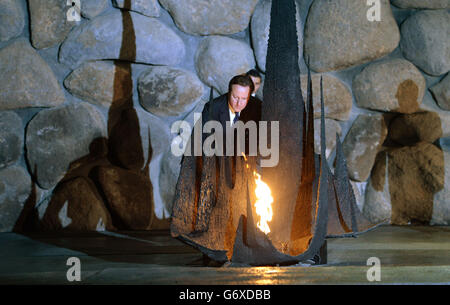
<box><xmin>400</xmin><ymin>10</ymin><xmax>450</xmax><ymax>76</ymax></box>
<box><xmin>353</xmin><ymin>58</ymin><xmax>426</xmax><ymax>114</ymax></box>
<box><xmin>300</xmin><ymin>74</ymin><xmax>352</xmax><ymax>121</ymax></box>
<box><xmin>0</xmin><ymin>39</ymin><xmax>65</xmax><ymax>110</ymax></box>
<box><xmin>94</xmin><ymin>165</ymin><xmax>154</xmax><ymax>230</ymax></box>
<box><xmin>251</xmin><ymin>0</ymin><xmax>302</xmax><ymax>72</ymax></box>
<box><xmin>112</xmin><ymin>0</ymin><xmax>160</xmax><ymax>17</ymax></box>
<box><xmin>64</xmin><ymin>61</ymin><xmax>132</xmax><ymax>108</ymax></box>
<box><xmin>388</xmin><ymin>111</ymin><xmax>443</xmax><ymax>146</ymax></box>
<box><xmin>392</xmin><ymin>0</ymin><xmax>450</xmax><ymax>9</ymax></box>
<box><xmin>0</xmin><ymin>166</ymin><xmax>32</xmax><ymax>232</ymax></box>
<box><xmin>138</xmin><ymin>66</ymin><xmax>205</xmax><ymax>117</ymax></box>
<box><xmin>26</xmin><ymin>102</ymin><xmax>107</xmax><ymax>190</ymax></box>
<box><xmin>0</xmin><ymin>0</ymin><xmax>25</xmax><ymax>42</ymax></box>
<box><xmin>59</xmin><ymin>10</ymin><xmax>185</xmax><ymax>69</ymax></box>
<box><xmin>28</xmin><ymin>0</ymin><xmax>77</xmax><ymax>49</ymax></box>
<box><xmin>159</xmin><ymin>0</ymin><xmax>259</xmax><ymax>35</ymax></box>
<box><xmin>40</xmin><ymin>177</ymin><xmax>114</xmax><ymax>231</ymax></box>
<box><xmin>195</xmin><ymin>36</ymin><xmax>256</xmax><ymax>94</ymax></box>
<box><xmin>81</xmin><ymin>0</ymin><xmax>108</xmax><ymax>19</ymax></box>
<box><xmin>430</xmin><ymin>74</ymin><xmax>450</xmax><ymax>111</ymax></box>
<box><xmin>343</xmin><ymin>114</ymin><xmax>388</xmax><ymax>182</ymax></box>
<box><xmin>304</xmin><ymin>0</ymin><xmax>400</xmax><ymax>72</ymax></box>
<box><xmin>0</xmin><ymin>111</ymin><xmax>23</xmax><ymax>169</ymax></box>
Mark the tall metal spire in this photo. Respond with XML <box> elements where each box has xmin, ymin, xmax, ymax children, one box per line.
<box><xmin>261</xmin><ymin>0</ymin><xmax>305</xmax><ymax>246</ymax></box>
<box><xmin>171</xmin><ymin>0</ymin><xmax>381</xmax><ymax>266</ymax></box>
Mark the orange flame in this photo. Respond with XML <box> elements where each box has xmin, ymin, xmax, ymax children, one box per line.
<box><xmin>253</xmin><ymin>171</ymin><xmax>274</xmax><ymax>234</ymax></box>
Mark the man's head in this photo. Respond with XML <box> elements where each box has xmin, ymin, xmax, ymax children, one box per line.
<box><xmin>227</xmin><ymin>75</ymin><xmax>254</xmax><ymax>113</ymax></box>
<box><xmin>246</xmin><ymin>69</ymin><xmax>262</xmax><ymax>95</ymax></box>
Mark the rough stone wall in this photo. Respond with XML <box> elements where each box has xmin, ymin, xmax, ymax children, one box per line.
<box><xmin>0</xmin><ymin>0</ymin><xmax>449</xmax><ymax>232</ymax></box>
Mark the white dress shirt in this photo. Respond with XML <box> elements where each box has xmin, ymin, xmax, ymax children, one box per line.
<box><xmin>228</xmin><ymin>108</ymin><xmax>238</xmax><ymax>127</ymax></box>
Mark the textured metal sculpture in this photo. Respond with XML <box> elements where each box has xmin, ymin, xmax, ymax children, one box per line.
<box><xmin>171</xmin><ymin>0</ymin><xmax>379</xmax><ymax>266</ymax></box>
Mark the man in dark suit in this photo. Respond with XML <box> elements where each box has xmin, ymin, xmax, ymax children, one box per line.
<box><xmin>247</xmin><ymin>69</ymin><xmax>262</xmax><ymax>97</ymax></box>
<box><xmin>202</xmin><ymin>75</ymin><xmax>253</xmax><ymax>127</ymax></box>
<box><xmin>201</xmin><ymin>74</ymin><xmax>256</xmax><ymax>157</ymax></box>
<box><xmin>240</xmin><ymin>69</ymin><xmax>262</xmax><ymax>126</ymax></box>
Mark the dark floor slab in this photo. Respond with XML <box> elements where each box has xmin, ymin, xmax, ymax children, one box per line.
<box><xmin>0</xmin><ymin>225</ymin><xmax>449</xmax><ymax>284</ymax></box>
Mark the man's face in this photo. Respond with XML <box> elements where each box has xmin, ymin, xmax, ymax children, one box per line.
<box><xmin>249</xmin><ymin>76</ymin><xmax>261</xmax><ymax>94</ymax></box>
<box><xmin>228</xmin><ymin>84</ymin><xmax>251</xmax><ymax>113</ymax></box>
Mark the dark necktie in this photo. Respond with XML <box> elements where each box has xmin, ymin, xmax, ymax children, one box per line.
<box><xmin>233</xmin><ymin>112</ymin><xmax>240</xmax><ymax>125</ymax></box>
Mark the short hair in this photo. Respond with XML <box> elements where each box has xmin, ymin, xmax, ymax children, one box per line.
<box><xmin>245</xmin><ymin>69</ymin><xmax>262</xmax><ymax>80</ymax></box>
<box><xmin>228</xmin><ymin>74</ymin><xmax>254</xmax><ymax>94</ymax></box>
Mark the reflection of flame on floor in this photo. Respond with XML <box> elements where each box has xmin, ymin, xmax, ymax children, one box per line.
<box><xmin>253</xmin><ymin>171</ymin><xmax>274</xmax><ymax>235</ymax></box>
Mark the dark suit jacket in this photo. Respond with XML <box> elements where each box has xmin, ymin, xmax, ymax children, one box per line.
<box><xmin>202</xmin><ymin>94</ymin><xmax>229</xmax><ymax>131</ymax></box>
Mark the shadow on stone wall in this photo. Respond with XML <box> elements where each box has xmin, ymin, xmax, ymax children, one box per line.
<box><xmin>366</xmin><ymin>111</ymin><xmax>445</xmax><ymax>225</ymax></box>
<box><xmin>13</xmin><ymin>1</ymin><xmax>164</xmax><ymax>238</ymax></box>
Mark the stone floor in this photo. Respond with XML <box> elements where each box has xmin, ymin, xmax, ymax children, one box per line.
<box><xmin>0</xmin><ymin>225</ymin><xmax>449</xmax><ymax>284</ymax></box>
